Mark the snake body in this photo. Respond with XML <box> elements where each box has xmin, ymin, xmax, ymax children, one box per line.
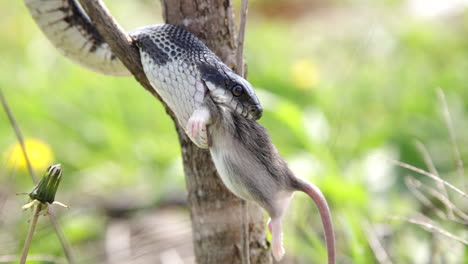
<box><xmin>25</xmin><ymin>0</ymin><xmax>129</xmax><ymax>75</ymax></box>
<box><xmin>24</xmin><ymin>0</ymin><xmax>262</xmax><ymax>148</ymax></box>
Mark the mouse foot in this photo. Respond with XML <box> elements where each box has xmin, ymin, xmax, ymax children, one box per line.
<box><xmin>186</xmin><ymin>107</ymin><xmax>210</xmax><ymax>139</ymax></box>
<box><xmin>272</xmin><ymin>243</ymin><xmax>285</xmax><ymax>262</ymax></box>
<box><xmin>270</xmin><ymin>217</ymin><xmax>285</xmax><ymax>261</ymax></box>
<box><xmin>187</xmin><ymin>116</ymin><xmax>204</xmax><ymax>139</ymax></box>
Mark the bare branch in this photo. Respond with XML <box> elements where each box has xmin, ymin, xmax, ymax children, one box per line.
<box><xmin>388</xmin><ymin>159</ymin><xmax>467</xmax><ymax>199</ymax></box>
<box><xmin>78</xmin><ymin>0</ymin><xmax>169</xmax><ymax>111</ymax></box>
<box><xmin>437</xmin><ymin>88</ymin><xmax>466</xmax><ymax>191</ymax></box>
<box><xmin>389</xmin><ymin>216</ymin><xmax>468</xmax><ymax>245</ymax></box>
<box><xmin>362</xmin><ymin>220</ymin><xmax>393</xmax><ymax>264</ymax></box>
<box><xmin>236</xmin><ymin>1</ymin><xmax>250</xmax><ymax>263</ymax></box>
<box><xmin>236</xmin><ymin>0</ymin><xmax>249</xmax><ymax>78</ymax></box>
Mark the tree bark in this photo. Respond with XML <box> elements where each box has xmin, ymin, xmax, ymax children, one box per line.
<box><xmin>80</xmin><ymin>0</ymin><xmax>271</xmax><ymax>263</ymax></box>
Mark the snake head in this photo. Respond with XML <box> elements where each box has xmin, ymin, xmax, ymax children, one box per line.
<box><xmin>200</xmin><ymin>60</ymin><xmax>263</xmax><ymax>120</ymax></box>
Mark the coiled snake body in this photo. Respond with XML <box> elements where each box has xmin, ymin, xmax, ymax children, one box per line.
<box><xmin>25</xmin><ymin>0</ymin><xmax>262</xmax><ymax>148</ymax></box>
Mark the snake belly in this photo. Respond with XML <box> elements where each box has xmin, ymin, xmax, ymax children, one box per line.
<box><xmin>131</xmin><ymin>25</ymin><xmax>217</xmax><ymax>148</ymax></box>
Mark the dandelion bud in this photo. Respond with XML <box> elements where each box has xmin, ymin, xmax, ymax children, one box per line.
<box><xmin>29</xmin><ymin>164</ymin><xmax>63</xmax><ymax>204</ymax></box>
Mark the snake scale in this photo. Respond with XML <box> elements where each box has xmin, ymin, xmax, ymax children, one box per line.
<box><xmin>25</xmin><ymin>0</ymin><xmax>262</xmax><ymax>148</ymax></box>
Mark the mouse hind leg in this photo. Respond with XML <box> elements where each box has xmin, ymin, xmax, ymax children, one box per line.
<box><xmin>266</xmin><ymin>193</ymin><xmax>294</xmax><ymax>261</ymax></box>
<box><xmin>268</xmin><ymin>216</ymin><xmax>285</xmax><ymax>261</ymax></box>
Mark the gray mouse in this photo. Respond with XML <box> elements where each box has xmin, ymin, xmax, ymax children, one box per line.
<box><xmin>131</xmin><ymin>25</ymin><xmax>334</xmax><ymax>261</ymax></box>
<box><xmin>187</xmin><ymin>96</ymin><xmax>335</xmax><ymax>263</ymax></box>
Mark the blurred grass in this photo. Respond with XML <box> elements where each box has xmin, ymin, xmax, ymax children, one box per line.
<box><xmin>1</xmin><ymin>0</ymin><xmax>468</xmax><ymax>263</ymax></box>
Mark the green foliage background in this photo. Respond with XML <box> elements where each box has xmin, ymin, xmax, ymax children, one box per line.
<box><xmin>0</xmin><ymin>0</ymin><xmax>467</xmax><ymax>263</ymax></box>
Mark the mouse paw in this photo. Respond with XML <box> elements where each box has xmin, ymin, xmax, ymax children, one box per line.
<box><xmin>272</xmin><ymin>243</ymin><xmax>285</xmax><ymax>261</ymax></box>
<box><xmin>186</xmin><ymin>106</ymin><xmax>211</xmax><ymax>141</ymax></box>
<box><xmin>269</xmin><ymin>217</ymin><xmax>286</xmax><ymax>261</ymax></box>
<box><xmin>187</xmin><ymin>115</ymin><xmax>206</xmax><ymax>139</ymax></box>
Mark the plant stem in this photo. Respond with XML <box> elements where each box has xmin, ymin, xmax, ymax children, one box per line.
<box><xmin>48</xmin><ymin>209</ymin><xmax>76</xmax><ymax>263</ymax></box>
<box><xmin>0</xmin><ymin>89</ymin><xmax>37</xmax><ymax>183</ymax></box>
<box><xmin>20</xmin><ymin>203</ymin><xmax>42</xmax><ymax>264</ymax></box>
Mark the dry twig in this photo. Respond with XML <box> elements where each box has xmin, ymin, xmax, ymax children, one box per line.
<box><xmin>236</xmin><ymin>0</ymin><xmax>249</xmax><ymax>78</ymax></box>
<box><xmin>236</xmin><ymin>1</ymin><xmax>251</xmax><ymax>263</ymax></box>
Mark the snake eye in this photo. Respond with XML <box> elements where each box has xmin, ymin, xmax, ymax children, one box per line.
<box><xmin>232</xmin><ymin>85</ymin><xmax>244</xmax><ymax>97</ymax></box>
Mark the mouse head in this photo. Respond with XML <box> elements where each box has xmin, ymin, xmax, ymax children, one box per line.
<box><xmin>199</xmin><ymin>61</ymin><xmax>263</xmax><ymax>120</ymax></box>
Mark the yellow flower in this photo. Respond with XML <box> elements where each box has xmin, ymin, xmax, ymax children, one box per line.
<box><xmin>4</xmin><ymin>138</ymin><xmax>54</xmax><ymax>171</ymax></box>
<box><xmin>290</xmin><ymin>59</ymin><xmax>320</xmax><ymax>90</ymax></box>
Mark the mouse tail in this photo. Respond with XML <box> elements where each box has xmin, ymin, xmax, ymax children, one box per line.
<box><xmin>295</xmin><ymin>178</ymin><xmax>336</xmax><ymax>264</ymax></box>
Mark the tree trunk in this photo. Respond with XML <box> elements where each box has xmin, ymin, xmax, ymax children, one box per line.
<box><xmin>160</xmin><ymin>1</ymin><xmax>271</xmax><ymax>263</ymax></box>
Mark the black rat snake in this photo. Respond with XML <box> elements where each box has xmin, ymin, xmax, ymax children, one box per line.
<box><xmin>25</xmin><ymin>0</ymin><xmax>262</xmax><ymax>148</ymax></box>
